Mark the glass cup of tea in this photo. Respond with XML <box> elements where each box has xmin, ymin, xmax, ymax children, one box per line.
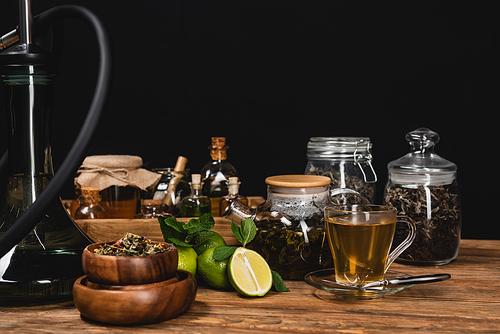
<box><xmin>324</xmin><ymin>204</ymin><xmax>416</xmax><ymax>287</ymax></box>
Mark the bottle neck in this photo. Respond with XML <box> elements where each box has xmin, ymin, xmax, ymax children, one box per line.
<box><xmin>228</xmin><ymin>184</ymin><xmax>239</xmax><ymax>195</ymax></box>
<box><xmin>80</xmin><ymin>195</ymin><xmax>101</xmax><ymax>203</ymax></box>
<box><xmin>210</xmin><ymin>148</ymin><xmax>227</xmax><ymax>161</ymax></box>
<box><xmin>190</xmin><ymin>183</ymin><xmax>202</xmax><ymax>196</ymax></box>
<box><xmin>222</xmin><ymin>199</ymin><xmax>255</xmax><ymax>221</ymax></box>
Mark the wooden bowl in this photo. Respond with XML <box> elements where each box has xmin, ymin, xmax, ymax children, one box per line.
<box><xmin>73</xmin><ymin>270</ymin><xmax>197</xmax><ymax>325</ymax></box>
<box><xmin>82</xmin><ymin>241</ymin><xmax>178</xmax><ymax>285</ymax></box>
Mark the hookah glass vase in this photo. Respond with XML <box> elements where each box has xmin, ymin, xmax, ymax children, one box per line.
<box><xmin>0</xmin><ymin>49</ymin><xmax>92</xmax><ymax>304</ymax></box>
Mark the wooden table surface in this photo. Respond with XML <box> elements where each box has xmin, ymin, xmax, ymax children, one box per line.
<box><xmin>1</xmin><ymin>218</ymin><xmax>499</xmax><ymax>333</ymax></box>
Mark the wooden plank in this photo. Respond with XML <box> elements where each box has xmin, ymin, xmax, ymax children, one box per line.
<box><xmin>1</xmin><ymin>239</ymin><xmax>499</xmax><ymax>333</ymax></box>
<box><xmin>71</xmin><ymin>196</ymin><xmax>265</xmax><ymax>245</ymax></box>
<box><xmin>76</xmin><ymin>217</ymin><xmax>239</xmax><ymax>245</ymax></box>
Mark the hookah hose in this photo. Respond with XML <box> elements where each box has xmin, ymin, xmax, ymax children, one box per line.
<box><xmin>0</xmin><ymin>5</ymin><xmax>113</xmax><ymax>258</ymax></box>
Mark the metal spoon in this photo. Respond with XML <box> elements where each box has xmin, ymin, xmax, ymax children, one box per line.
<box><xmin>362</xmin><ymin>274</ymin><xmax>451</xmax><ymax>289</ymax></box>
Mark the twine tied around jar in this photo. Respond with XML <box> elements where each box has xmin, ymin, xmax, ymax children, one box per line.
<box><xmin>75</xmin><ymin>155</ymin><xmax>161</xmax><ymax>191</ymax></box>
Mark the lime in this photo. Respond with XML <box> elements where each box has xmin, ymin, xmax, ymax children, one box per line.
<box><xmin>193</xmin><ymin>231</ymin><xmax>227</xmax><ymax>255</ymax></box>
<box><xmin>228</xmin><ymin>247</ymin><xmax>272</xmax><ymax>297</ymax></box>
<box><xmin>197</xmin><ymin>246</ymin><xmax>233</xmax><ymax>290</ymax></box>
<box><xmin>176</xmin><ymin>246</ymin><xmax>198</xmax><ymax>276</ymax></box>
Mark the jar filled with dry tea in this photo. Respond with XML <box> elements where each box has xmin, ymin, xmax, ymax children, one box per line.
<box><xmin>75</xmin><ymin>155</ymin><xmax>161</xmax><ymax>219</ymax></box>
<box><xmin>383</xmin><ymin>128</ymin><xmax>461</xmax><ymax>265</ymax></box>
<box><xmin>223</xmin><ymin>175</ymin><xmax>334</xmax><ymax>280</ymax></box>
<box><xmin>305</xmin><ymin>137</ymin><xmax>377</xmax><ymax>204</ymax></box>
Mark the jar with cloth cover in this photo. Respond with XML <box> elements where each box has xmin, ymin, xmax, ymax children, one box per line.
<box><xmin>74</xmin><ymin>155</ymin><xmax>161</xmax><ymax>218</ymax></box>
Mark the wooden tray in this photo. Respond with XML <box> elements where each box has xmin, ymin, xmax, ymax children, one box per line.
<box><xmin>76</xmin><ymin>216</ymin><xmax>239</xmax><ymax>245</ymax></box>
<box><xmin>73</xmin><ymin>196</ymin><xmax>263</xmax><ymax>245</ymax></box>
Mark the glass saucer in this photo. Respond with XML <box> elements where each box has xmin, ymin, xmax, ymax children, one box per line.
<box><xmin>304</xmin><ymin>269</ymin><xmax>415</xmax><ymax>300</ymax></box>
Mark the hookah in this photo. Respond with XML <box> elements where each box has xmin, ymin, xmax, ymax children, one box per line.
<box><xmin>0</xmin><ymin>0</ymin><xmax>113</xmax><ymax>304</ymax></box>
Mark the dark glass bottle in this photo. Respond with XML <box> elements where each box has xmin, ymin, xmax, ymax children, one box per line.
<box><xmin>201</xmin><ymin>137</ymin><xmax>238</xmax><ymax>217</ymax></box>
<box><xmin>180</xmin><ymin>174</ymin><xmax>211</xmax><ymax>217</ymax></box>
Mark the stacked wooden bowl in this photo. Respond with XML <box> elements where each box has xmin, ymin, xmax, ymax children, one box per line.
<box><xmin>73</xmin><ymin>241</ymin><xmax>197</xmax><ymax>325</ymax></box>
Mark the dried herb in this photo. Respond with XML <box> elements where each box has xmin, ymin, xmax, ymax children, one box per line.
<box><xmin>384</xmin><ymin>184</ymin><xmax>461</xmax><ymax>263</ymax></box>
<box><xmin>307</xmin><ymin>164</ymin><xmax>375</xmax><ymax>204</ymax></box>
<box><xmin>249</xmin><ymin>224</ymin><xmax>332</xmax><ymax>280</ymax></box>
<box><xmin>95</xmin><ymin>233</ymin><xmax>172</xmax><ymax>256</ymax></box>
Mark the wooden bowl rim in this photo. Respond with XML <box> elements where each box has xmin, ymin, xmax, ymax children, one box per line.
<box><xmin>84</xmin><ymin>240</ymin><xmax>176</xmax><ymax>259</ymax></box>
<box><xmin>73</xmin><ymin>270</ymin><xmax>196</xmax><ymax>325</ymax></box>
<box><xmin>78</xmin><ymin>271</ymin><xmax>195</xmax><ymax>292</ymax></box>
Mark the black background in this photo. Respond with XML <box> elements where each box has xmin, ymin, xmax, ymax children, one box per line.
<box><xmin>1</xmin><ymin>1</ymin><xmax>497</xmax><ymax>239</ymax></box>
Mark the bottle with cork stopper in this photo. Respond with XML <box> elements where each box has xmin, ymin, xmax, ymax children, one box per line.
<box><xmin>180</xmin><ymin>174</ymin><xmax>212</xmax><ymax>217</ymax></box>
<box><xmin>201</xmin><ymin>137</ymin><xmax>238</xmax><ymax>216</ymax></box>
<box><xmin>74</xmin><ymin>187</ymin><xmax>107</xmax><ymax>219</ymax></box>
<box><xmin>219</xmin><ymin>177</ymin><xmax>248</xmax><ymax>216</ymax></box>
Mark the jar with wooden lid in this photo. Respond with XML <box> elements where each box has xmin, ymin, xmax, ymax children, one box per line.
<box><xmin>75</xmin><ymin>155</ymin><xmax>161</xmax><ymax>219</ymax></box>
<box><xmin>223</xmin><ymin>175</ymin><xmax>334</xmax><ymax>280</ymax></box>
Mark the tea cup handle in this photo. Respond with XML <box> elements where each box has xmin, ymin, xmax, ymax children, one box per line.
<box><xmin>330</xmin><ymin>187</ymin><xmax>371</xmax><ymax>204</ymax></box>
<box><xmin>385</xmin><ymin>216</ymin><xmax>416</xmax><ymax>272</ymax></box>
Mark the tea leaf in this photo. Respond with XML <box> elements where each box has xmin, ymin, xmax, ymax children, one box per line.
<box><xmin>271</xmin><ymin>270</ymin><xmax>289</xmax><ymax>292</ymax></box>
<box><xmin>240</xmin><ymin>218</ymin><xmax>256</xmax><ymax>247</ymax></box>
<box><xmin>213</xmin><ymin>246</ymin><xmax>238</xmax><ymax>260</ymax></box>
<box><xmin>231</xmin><ymin>219</ymin><xmax>244</xmax><ymax>244</ymax></box>
<box><xmin>231</xmin><ymin>218</ymin><xmax>256</xmax><ymax>247</ymax></box>
<box><xmin>95</xmin><ymin>233</ymin><xmax>173</xmax><ymax>256</ymax></box>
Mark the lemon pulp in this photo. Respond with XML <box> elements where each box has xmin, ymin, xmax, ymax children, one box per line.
<box><xmin>229</xmin><ymin>247</ymin><xmax>272</xmax><ymax>297</ymax></box>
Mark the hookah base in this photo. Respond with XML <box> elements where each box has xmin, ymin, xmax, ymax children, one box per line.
<box><xmin>0</xmin><ymin>277</ymin><xmax>78</xmax><ymax>306</ymax></box>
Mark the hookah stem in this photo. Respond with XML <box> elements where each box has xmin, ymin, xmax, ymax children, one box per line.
<box><xmin>0</xmin><ymin>151</ymin><xmax>6</xmax><ymax>181</ymax></box>
<box><xmin>0</xmin><ymin>5</ymin><xmax>113</xmax><ymax>258</ymax></box>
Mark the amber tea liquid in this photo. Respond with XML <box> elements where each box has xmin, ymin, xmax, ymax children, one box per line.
<box><xmin>326</xmin><ymin>215</ymin><xmax>396</xmax><ymax>286</ymax></box>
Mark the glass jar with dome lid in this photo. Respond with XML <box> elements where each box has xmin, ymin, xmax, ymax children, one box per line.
<box><xmin>383</xmin><ymin>128</ymin><xmax>461</xmax><ymax>265</ymax></box>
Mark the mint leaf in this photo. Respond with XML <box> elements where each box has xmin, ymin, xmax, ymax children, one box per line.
<box><xmin>158</xmin><ymin>214</ymin><xmax>216</xmax><ymax>247</ymax></box>
<box><xmin>163</xmin><ymin>216</ymin><xmax>188</xmax><ymax>234</ymax></box>
<box><xmin>231</xmin><ymin>219</ymin><xmax>244</xmax><ymax>244</ymax></box>
<box><xmin>158</xmin><ymin>216</ymin><xmax>185</xmax><ymax>243</ymax></box>
<box><xmin>213</xmin><ymin>246</ymin><xmax>238</xmax><ymax>261</ymax></box>
<box><xmin>231</xmin><ymin>218</ymin><xmax>256</xmax><ymax>247</ymax></box>
<box><xmin>166</xmin><ymin>237</ymin><xmax>192</xmax><ymax>248</ymax></box>
<box><xmin>185</xmin><ymin>214</ymin><xmax>215</xmax><ymax>239</ymax></box>
<box><xmin>271</xmin><ymin>270</ymin><xmax>289</xmax><ymax>292</ymax></box>
<box><xmin>191</xmin><ymin>230</ymin><xmax>216</xmax><ymax>246</ymax></box>
<box><xmin>240</xmin><ymin>218</ymin><xmax>256</xmax><ymax>247</ymax></box>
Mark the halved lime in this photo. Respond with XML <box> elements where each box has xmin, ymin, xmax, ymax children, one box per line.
<box><xmin>228</xmin><ymin>247</ymin><xmax>272</xmax><ymax>297</ymax></box>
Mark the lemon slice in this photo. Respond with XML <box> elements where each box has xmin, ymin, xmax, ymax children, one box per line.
<box><xmin>228</xmin><ymin>247</ymin><xmax>272</xmax><ymax>297</ymax></box>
